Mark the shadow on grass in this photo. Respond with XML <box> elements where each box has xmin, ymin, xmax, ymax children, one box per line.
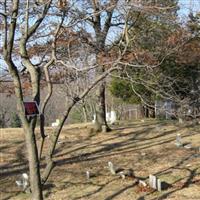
<box><xmin>104</xmin><ymin>182</ymin><xmax>138</xmax><ymax>200</ymax></box>
<box><xmin>55</xmin><ymin>128</ymin><xmax>181</xmax><ymax>167</ymax></box>
<box><xmin>136</xmin><ymin>154</ymin><xmax>200</xmax><ymax>200</ymax></box>
<box><xmin>1</xmin><ymin>121</ymin><xmax>200</xmax><ymax>200</ymax></box>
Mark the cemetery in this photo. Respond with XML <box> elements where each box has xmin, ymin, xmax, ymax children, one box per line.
<box><xmin>1</xmin><ymin>119</ymin><xmax>200</xmax><ymax>199</ymax></box>
<box><xmin>1</xmin><ymin>1</ymin><xmax>200</xmax><ymax>200</ymax></box>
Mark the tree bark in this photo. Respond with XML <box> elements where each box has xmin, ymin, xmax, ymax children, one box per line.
<box><xmin>82</xmin><ymin>104</ymin><xmax>88</xmax><ymax>123</ymax></box>
<box><xmin>94</xmin><ymin>79</ymin><xmax>110</xmax><ymax>132</ymax></box>
<box><xmin>24</xmin><ymin>125</ymin><xmax>43</xmax><ymax>200</ymax></box>
<box><xmin>42</xmin><ymin>101</ymin><xmax>75</xmax><ymax>183</ymax></box>
<box><xmin>90</xmin><ymin>0</ymin><xmax>115</xmax><ymax>132</ymax></box>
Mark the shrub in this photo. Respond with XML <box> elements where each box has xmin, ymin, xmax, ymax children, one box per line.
<box><xmin>10</xmin><ymin>113</ymin><xmax>22</xmax><ymax>128</ymax></box>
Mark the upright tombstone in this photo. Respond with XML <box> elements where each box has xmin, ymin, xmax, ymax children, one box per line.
<box><xmin>110</xmin><ymin>111</ymin><xmax>117</xmax><ymax>124</ymax></box>
<box><xmin>56</xmin><ymin>119</ymin><xmax>60</xmax><ymax>125</ymax></box>
<box><xmin>157</xmin><ymin>179</ymin><xmax>162</xmax><ymax>192</ymax></box>
<box><xmin>92</xmin><ymin>114</ymin><xmax>96</xmax><ymax>123</ymax></box>
<box><xmin>86</xmin><ymin>171</ymin><xmax>90</xmax><ymax>180</ymax></box>
<box><xmin>108</xmin><ymin>161</ymin><xmax>116</xmax><ymax>175</ymax></box>
<box><xmin>51</xmin><ymin>119</ymin><xmax>60</xmax><ymax>127</ymax></box>
<box><xmin>149</xmin><ymin>174</ymin><xmax>157</xmax><ymax>190</ymax></box>
<box><xmin>106</xmin><ymin>112</ymin><xmax>111</xmax><ymax>122</ymax></box>
<box><xmin>102</xmin><ymin>125</ymin><xmax>107</xmax><ymax>133</ymax></box>
<box><xmin>175</xmin><ymin>134</ymin><xmax>182</xmax><ymax>147</ymax></box>
<box><xmin>149</xmin><ymin>174</ymin><xmax>169</xmax><ymax>191</ymax></box>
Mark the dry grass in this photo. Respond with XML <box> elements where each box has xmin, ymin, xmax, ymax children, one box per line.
<box><xmin>1</xmin><ymin>119</ymin><xmax>200</xmax><ymax>200</ymax></box>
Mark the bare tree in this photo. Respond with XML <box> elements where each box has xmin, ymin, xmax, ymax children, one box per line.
<box><xmin>1</xmin><ymin>1</ymin><xmax>121</xmax><ymax>198</ymax></box>
<box><xmin>1</xmin><ymin>0</ymin><xmax>61</xmax><ymax>199</ymax></box>
<box><xmin>1</xmin><ymin>1</ymin><xmax>191</xmax><ymax>199</ymax></box>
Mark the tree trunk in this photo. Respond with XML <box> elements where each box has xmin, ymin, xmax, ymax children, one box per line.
<box><xmin>82</xmin><ymin>100</ymin><xmax>88</xmax><ymax>123</ymax></box>
<box><xmin>24</xmin><ymin>125</ymin><xmax>43</xmax><ymax>200</ymax></box>
<box><xmin>42</xmin><ymin>102</ymin><xmax>75</xmax><ymax>183</ymax></box>
<box><xmin>94</xmin><ymin>80</ymin><xmax>110</xmax><ymax>132</ymax></box>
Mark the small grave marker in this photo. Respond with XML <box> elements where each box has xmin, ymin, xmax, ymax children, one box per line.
<box><xmin>149</xmin><ymin>174</ymin><xmax>157</xmax><ymax>189</ymax></box>
<box><xmin>51</xmin><ymin>119</ymin><xmax>60</xmax><ymax>127</ymax></box>
<box><xmin>106</xmin><ymin>111</ymin><xmax>117</xmax><ymax>124</ymax></box>
<box><xmin>175</xmin><ymin>134</ymin><xmax>182</xmax><ymax>147</ymax></box>
<box><xmin>110</xmin><ymin>111</ymin><xmax>116</xmax><ymax>124</ymax></box>
<box><xmin>157</xmin><ymin>179</ymin><xmax>162</xmax><ymax>192</ymax></box>
<box><xmin>16</xmin><ymin>173</ymin><xmax>29</xmax><ymax>192</ymax></box>
<box><xmin>108</xmin><ymin>161</ymin><xmax>116</xmax><ymax>175</ymax></box>
<box><xmin>86</xmin><ymin>171</ymin><xmax>90</xmax><ymax>180</ymax></box>
<box><xmin>106</xmin><ymin>112</ymin><xmax>111</xmax><ymax>122</ymax></box>
<box><xmin>119</xmin><ymin>171</ymin><xmax>126</xmax><ymax>179</ymax></box>
<box><xmin>139</xmin><ymin>180</ymin><xmax>147</xmax><ymax>187</ymax></box>
<box><xmin>102</xmin><ymin>125</ymin><xmax>107</xmax><ymax>133</ymax></box>
<box><xmin>149</xmin><ymin>174</ymin><xmax>170</xmax><ymax>191</ymax></box>
<box><xmin>92</xmin><ymin>114</ymin><xmax>96</xmax><ymax>123</ymax></box>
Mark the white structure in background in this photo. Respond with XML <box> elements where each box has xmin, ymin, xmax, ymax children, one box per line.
<box><xmin>52</xmin><ymin>119</ymin><xmax>60</xmax><ymax>127</ymax></box>
<box><xmin>106</xmin><ymin>112</ymin><xmax>111</xmax><ymax>122</ymax></box>
<box><xmin>92</xmin><ymin>114</ymin><xmax>96</xmax><ymax>123</ymax></box>
<box><xmin>110</xmin><ymin>111</ymin><xmax>117</xmax><ymax>124</ymax></box>
<box><xmin>92</xmin><ymin>111</ymin><xmax>117</xmax><ymax>124</ymax></box>
<box><xmin>106</xmin><ymin>110</ymin><xmax>117</xmax><ymax>124</ymax></box>
<box><xmin>175</xmin><ymin>133</ymin><xmax>182</xmax><ymax>147</ymax></box>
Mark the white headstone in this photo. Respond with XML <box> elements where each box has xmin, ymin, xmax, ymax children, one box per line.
<box><xmin>149</xmin><ymin>174</ymin><xmax>169</xmax><ymax>191</ymax></box>
<box><xmin>92</xmin><ymin>114</ymin><xmax>96</xmax><ymax>123</ymax></box>
<box><xmin>56</xmin><ymin>119</ymin><xmax>60</xmax><ymax>125</ymax></box>
<box><xmin>108</xmin><ymin>161</ymin><xmax>116</xmax><ymax>175</ymax></box>
<box><xmin>139</xmin><ymin>180</ymin><xmax>147</xmax><ymax>187</ymax></box>
<box><xmin>106</xmin><ymin>112</ymin><xmax>111</xmax><ymax>122</ymax></box>
<box><xmin>157</xmin><ymin>179</ymin><xmax>162</xmax><ymax>192</ymax></box>
<box><xmin>119</xmin><ymin>171</ymin><xmax>126</xmax><ymax>179</ymax></box>
<box><xmin>86</xmin><ymin>171</ymin><xmax>90</xmax><ymax>179</ymax></box>
<box><xmin>149</xmin><ymin>174</ymin><xmax>157</xmax><ymax>189</ymax></box>
<box><xmin>51</xmin><ymin>119</ymin><xmax>60</xmax><ymax>127</ymax></box>
<box><xmin>110</xmin><ymin>111</ymin><xmax>116</xmax><ymax>124</ymax></box>
<box><xmin>175</xmin><ymin>134</ymin><xmax>182</xmax><ymax>147</ymax></box>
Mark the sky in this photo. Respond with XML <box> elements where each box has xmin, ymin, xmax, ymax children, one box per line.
<box><xmin>1</xmin><ymin>0</ymin><xmax>200</xmax><ymax>76</ymax></box>
<box><xmin>178</xmin><ymin>0</ymin><xmax>200</xmax><ymax>17</ymax></box>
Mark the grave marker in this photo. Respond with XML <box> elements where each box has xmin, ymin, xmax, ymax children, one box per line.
<box><xmin>110</xmin><ymin>111</ymin><xmax>117</xmax><ymax>124</ymax></box>
<box><xmin>149</xmin><ymin>174</ymin><xmax>157</xmax><ymax>189</ymax></box>
<box><xmin>86</xmin><ymin>171</ymin><xmax>90</xmax><ymax>180</ymax></box>
<box><xmin>51</xmin><ymin>119</ymin><xmax>60</xmax><ymax>127</ymax></box>
<box><xmin>175</xmin><ymin>134</ymin><xmax>182</xmax><ymax>147</ymax></box>
<box><xmin>108</xmin><ymin>161</ymin><xmax>116</xmax><ymax>175</ymax></box>
<box><xmin>106</xmin><ymin>112</ymin><xmax>111</xmax><ymax>122</ymax></box>
<box><xmin>149</xmin><ymin>174</ymin><xmax>170</xmax><ymax>191</ymax></box>
<box><xmin>92</xmin><ymin>114</ymin><xmax>96</xmax><ymax>123</ymax></box>
<box><xmin>157</xmin><ymin>179</ymin><xmax>162</xmax><ymax>192</ymax></box>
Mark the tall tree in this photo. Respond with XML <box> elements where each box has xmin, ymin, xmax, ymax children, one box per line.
<box><xmin>0</xmin><ymin>1</ymin><xmax>121</xmax><ymax>198</ymax></box>
<box><xmin>109</xmin><ymin>0</ymin><xmax>180</xmax><ymax>107</ymax></box>
<box><xmin>1</xmin><ymin>0</ymin><xmax>64</xmax><ymax>199</ymax></box>
<box><xmin>70</xmin><ymin>0</ymin><xmax>121</xmax><ymax>132</ymax></box>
